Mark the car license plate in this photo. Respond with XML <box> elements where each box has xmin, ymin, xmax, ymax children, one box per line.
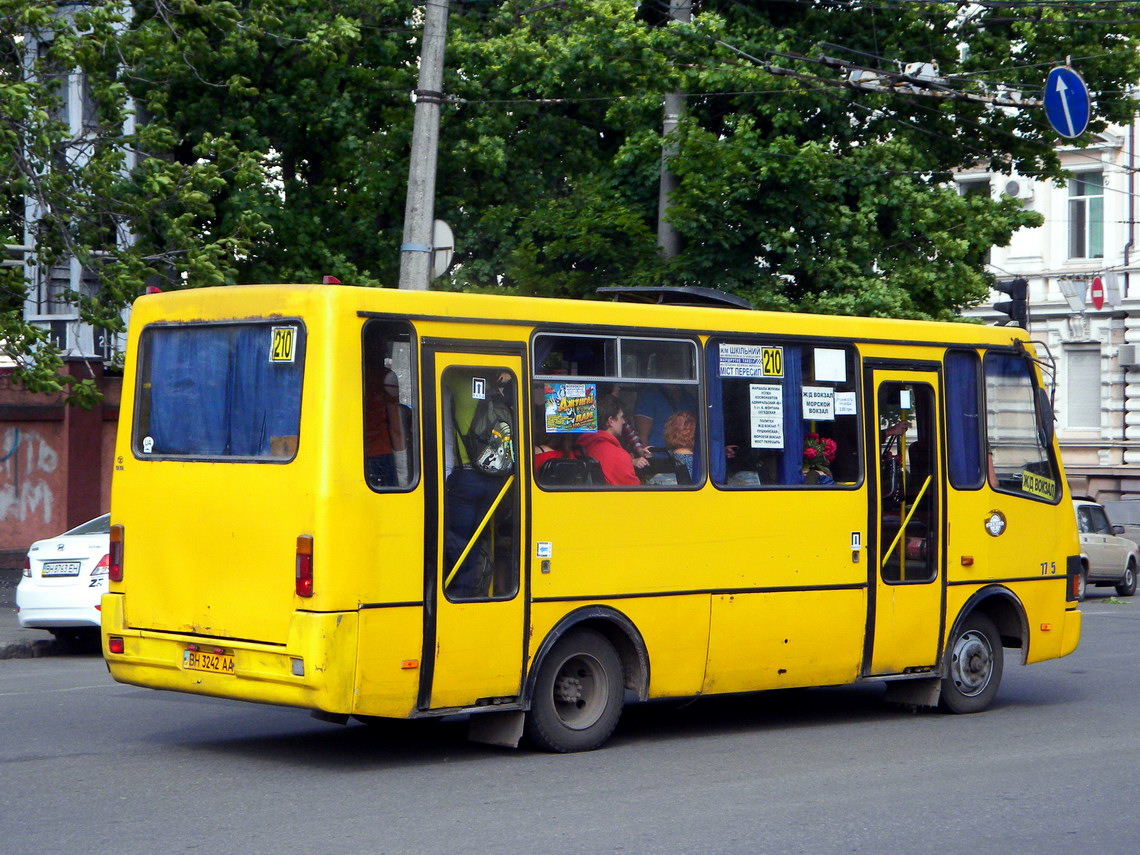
<box><xmin>182</xmin><ymin>649</ymin><xmax>236</xmax><ymax>675</ymax></box>
<box><xmin>41</xmin><ymin>561</ymin><xmax>81</xmax><ymax>577</ymax></box>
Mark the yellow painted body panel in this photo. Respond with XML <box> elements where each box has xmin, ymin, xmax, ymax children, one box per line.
<box><xmin>705</xmin><ymin>589</ymin><xmax>866</xmax><ymax>693</ymax></box>
<box><xmin>354</xmin><ymin>606</ymin><xmax>424</xmax><ymax>718</ymax></box>
<box><xmin>105</xmin><ymin>284</ymin><xmax>1080</xmax><ymax>721</ymax></box>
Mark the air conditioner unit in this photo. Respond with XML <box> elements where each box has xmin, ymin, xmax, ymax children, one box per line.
<box><xmin>1001</xmin><ymin>178</ymin><xmax>1035</xmax><ymax>201</ymax></box>
<box><xmin>1120</xmin><ymin>345</ymin><xmax>1140</xmax><ymax>367</ymax></box>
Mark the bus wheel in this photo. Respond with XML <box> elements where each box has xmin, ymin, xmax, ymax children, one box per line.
<box><xmin>525</xmin><ymin>629</ymin><xmax>624</xmax><ymax>752</ymax></box>
<box><xmin>1116</xmin><ymin>561</ymin><xmax>1137</xmax><ymax>597</ymax></box>
<box><xmin>939</xmin><ymin>612</ymin><xmax>1003</xmax><ymax>714</ymax></box>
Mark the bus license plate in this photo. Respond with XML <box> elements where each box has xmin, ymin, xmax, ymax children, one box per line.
<box><xmin>41</xmin><ymin>561</ymin><xmax>81</xmax><ymax>577</ymax></box>
<box><xmin>183</xmin><ymin>649</ymin><xmax>236</xmax><ymax>675</ymax></box>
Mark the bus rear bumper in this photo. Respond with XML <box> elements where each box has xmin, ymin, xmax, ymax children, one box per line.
<box><xmin>1059</xmin><ymin>606</ymin><xmax>1082</xmax><ymax>659</ymax></box>
<box><xmin>100</xmin><ymin>593</ymin><xmax>357</xmax><ymax>714</ymax></box>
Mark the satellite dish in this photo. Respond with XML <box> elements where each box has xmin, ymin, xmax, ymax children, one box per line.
<box><xmin>431</xmin><ymin>220</ymin><xmax>454</xmax><ymax>280</ymax></box>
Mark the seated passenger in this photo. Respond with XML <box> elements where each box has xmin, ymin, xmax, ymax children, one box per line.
<box><xmin>647</xmin><ymin>410</ymin><xmax>696</xmax><ymax>485</ymax></box>
<box><xmin>577</xmin><ymin>394</ymin><xmax>640</xmax><ymax>486</ymax></box>
<box><xmin>663</xmin><ymin>410</ymin><xmax>696</xmax><ymax>479</ymax></box>
<box><xmin>534</xmin><ymin>431</ymin><xmax>577</xmax><ymax>470</ymax></box>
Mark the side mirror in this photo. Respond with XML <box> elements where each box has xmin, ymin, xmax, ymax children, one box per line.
<box><xmin>1112</xmin><ymin>524</ymin><xmax>1126</xmax><ymax>535</ymax></box>
<box><xmin>1035</xmin><ymin>386</ymin><xmax>1055</xmax><ymax>445</ymax></box>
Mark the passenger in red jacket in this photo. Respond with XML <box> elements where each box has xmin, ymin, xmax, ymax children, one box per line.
<box><xmin>578</xmin><ymin>394</ymin><xmax>640</xmax><ymax>486</ymax></box>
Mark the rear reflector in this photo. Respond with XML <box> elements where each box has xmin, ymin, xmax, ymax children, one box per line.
<box><xmin>109</xmin><ymin>525</ymin><xmax>124</xmax><ymax>582</ymax></box>
<box><xmin>296</xmin><ymin>535</ymin><xmax>314</xmax><ymax>598</ymax></box>
<box><xmin>108</xmin><ymin>636</ymin><xmax>125</xmax><ymax>654</ymax></box>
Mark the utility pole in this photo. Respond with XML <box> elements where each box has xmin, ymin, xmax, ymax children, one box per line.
<box><xmin>399</xmin><ymin>0</ymin><xmax>451</xmax><ymax>291</ymax></box>
<box><xmin>656</xmin><ymin>0</ymin><xmax>690</xmax><ymax>259</ymax></box>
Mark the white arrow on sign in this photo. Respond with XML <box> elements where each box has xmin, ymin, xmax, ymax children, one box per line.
<box><xmin>1055</xmin><ymin>75</ymin><xmax>1076</xmax><ymax>137</ymax></box>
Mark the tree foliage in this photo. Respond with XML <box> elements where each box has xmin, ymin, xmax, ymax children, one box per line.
<box><xmin>4</xmin><ymin>0</ymin><xmax>1140</xmax><ymax>397</ymax></box>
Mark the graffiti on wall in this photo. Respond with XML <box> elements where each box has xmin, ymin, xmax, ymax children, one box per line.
<box><xmin>0</xmin><ymin>427</ymin><xmax>58</xmax><ymax>524</ymax></box>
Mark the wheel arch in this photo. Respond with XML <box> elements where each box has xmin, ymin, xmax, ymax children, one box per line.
<box><xmin>524</xmin><ymin>606</ymin><xmax>650</xmax><ymax>708</ymax></box>
<box><xmin>952</xmin><ymin>585</ymin><xmax>1029</xmax><ymax>666</ymax></box>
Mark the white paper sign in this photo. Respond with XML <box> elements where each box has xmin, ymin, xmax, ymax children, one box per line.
<box><xmin>835</xmin><ymin>391</ymin><xmax>858</xmax><ymax>416</ymax></box>
<box><xmin>802</xmin><ymin>386</ymin><xmax>835</xmax><ymax>420</ymax></box>
<box><xmin>814</xmin><ymin>348</ymin><xmax>847</xmax><ymax>382</ymax></box>
<box><xmin>719</xmin><ymin>343</ymin><xmax>765</xmax><ymax>378</ymax></box>
<box><xmin>749</xmin><ymin>384</ymin><xmax>784</xmax><ymax>448</ymax></box>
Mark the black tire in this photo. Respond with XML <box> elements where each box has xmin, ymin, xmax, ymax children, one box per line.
<box><xmin>1116</xmin><ymin>561</ymin><xmax>1137</xmax><ymax>597</ymax></box>
<box><xmin>524</xmin><ymin>628</ymin><xmax>624</xmax><ymax>753</ymax></box>
<box><xmin>939</xmin><ymin>612</ymin><xmax>1003</xmax><ymax>714</ymax></box>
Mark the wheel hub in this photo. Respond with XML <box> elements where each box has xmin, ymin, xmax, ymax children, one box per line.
<box><xmin>951</xmin><ymin>630</ymin><xmax>993</xmax><ymax>696</ymax></box>
<box><xmin>555</xmin><ymin>675</ymin><xmax>584</xmax><ymax>706</ymax></box>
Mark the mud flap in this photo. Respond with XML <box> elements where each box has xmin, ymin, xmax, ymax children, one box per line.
<box><xmin>884</xmin><ymin>677</ymin><xmax>941</xmax><ymax>709</ymax></box>
<box><xmin>468</xmin><ymin>710</ymin><xmax>525</xmax><ymax>748</ymax></box>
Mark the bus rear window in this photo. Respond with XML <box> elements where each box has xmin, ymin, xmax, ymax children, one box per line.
<box><xmin>134</xmin><ymin>322</ymin><xmax>305</xmax><ymax>460</ymax></box>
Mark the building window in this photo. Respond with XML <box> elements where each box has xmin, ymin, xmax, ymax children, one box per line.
<box><xmin>1069</xmin><ymin>172</ymin><xmax>1104</xmax><ymax>259</ymax></box>
<box><xmin>1065</xmin><ymin>347</ymin><xmax>1101</xmax><ymax>429</ymax></box>
<box><xmin>958</xmin><ymin>179</ymin><xmax>990</xmax><ymax>198</ymax></box>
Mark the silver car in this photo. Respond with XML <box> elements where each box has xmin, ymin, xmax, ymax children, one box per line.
<box><xmin>1074</xmin><ymin>499</ymin><xmax>1138</xmax><ymax>597</ymax></box>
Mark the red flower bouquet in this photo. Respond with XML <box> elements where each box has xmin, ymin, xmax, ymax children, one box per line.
<box><xmin>803</xmin><ymin>432</ymin><xmax>838</xmax><ymax>476</ymax></box>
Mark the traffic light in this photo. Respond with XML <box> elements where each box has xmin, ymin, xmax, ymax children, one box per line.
<box><xmin>993</xmin><ymin>278</ymin><xmax>1029</xmax><ymax>329</ymax></box>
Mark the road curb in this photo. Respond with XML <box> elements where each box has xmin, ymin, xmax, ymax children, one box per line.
<box><xmin>0</xmin><ymin>639</ymin><xmax>62</xmax><ymax>660</ymax></box>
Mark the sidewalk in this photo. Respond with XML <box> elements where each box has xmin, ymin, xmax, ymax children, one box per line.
<box><xmin>0</xmin><ymin>567</ymin><xmax>74</xmax><ymax>658</ymax></box>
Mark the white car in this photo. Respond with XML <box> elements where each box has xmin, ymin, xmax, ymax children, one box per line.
<box><xmin>1074</xmin><ymin>499</ymin><xmax>1139</xmax><ymax>598</ymax></box>
<box><xmin>16</xmin><ymin>513</ymin><xmax>110</xmax><ymax>642</ymax></box>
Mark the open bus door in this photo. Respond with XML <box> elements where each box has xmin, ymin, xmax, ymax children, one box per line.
<box><xmin>420</xmin><ymin>345</ymin><xmax>528</xmax><ymax>711</ymax></box>
<box><xmin>864</xmin><ymin>366</ymin><xmax>945</xmax><ymax>676</ymax></box>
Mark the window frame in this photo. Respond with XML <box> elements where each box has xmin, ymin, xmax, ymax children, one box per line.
<box><xmin>982</xmin><ymin>348</ymin><xmax>1062</xmax><ymax>505</ymax></box>
<box><xmin>132</xmin><ymin>319</ymin><xmax>307</xmax><ymax>463</ymax></box>
<box><xmin>1068</xmin><ymin>170</ymin><xmax>1104</xmax><ymax>260</ymax></box>
<box><xmin>707</xmin><ymin>336</ymin><xmax>863</xmax><ymax>491</ymax></box>
<box><xmin>361</xmin><ymin>319</ymin><xmax>420</xmax><ymax>493</ymax></box>
<box><xmin>530</xmin><ymin>331</ymin><xmax>703</xmax><ymax>491</ymax></box>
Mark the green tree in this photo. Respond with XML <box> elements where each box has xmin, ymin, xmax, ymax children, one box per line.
<box><xmin>4</xmin><ymin>0</ymin><xmax>1140</xmax><ymax>403</ymax></box>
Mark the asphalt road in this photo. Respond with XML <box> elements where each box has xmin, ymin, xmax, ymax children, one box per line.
<box><xmin>1</xmin><ymin>592</ymin><xmax>1137</xmax><ymax>855</ymax></box>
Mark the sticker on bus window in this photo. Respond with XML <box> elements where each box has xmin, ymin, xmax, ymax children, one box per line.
<box><xmin>545</xmin><ymin>382</ymin><xmax>597</xmax><ymax>433</ymax></box>
<box><xmin>270</xmin><ymin>326</ymin><xmax>297</xmax><ymax>363</ymax></box>
<box><xmin>1021</xmin><ymin>470</ymin><xmax>1057</xmax><ymax>500</ymax></box>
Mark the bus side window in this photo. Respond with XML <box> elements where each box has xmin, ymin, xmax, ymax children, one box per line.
<box><xmin>362</xmin><ymin>320</ymin><xmax>417</xmax><ymax>490</ymax></box>
<box><xmin>709</xmin><ymin>341</ymin><xmax>859</xmax><ymax>488</ymax></box>
<box><xmin>983</xmin><ymin>351</ymin><xmax>1060</xmax><ymax>502</ymax></box>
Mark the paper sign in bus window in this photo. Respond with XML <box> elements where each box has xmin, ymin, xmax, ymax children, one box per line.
<box><xmin>719</xmin><ymin>343</ymin><xmax>783</xmax><ymax>378</ymax></box>
<box><xmin>545</xmin><ymin>382</ymin><xmax>598</xmax><ymax>433</ymax></box>
<box><xmin>813</xmin><ymin>348</ymin><xmax>847</xmax><ymax>382</ymax></box>
<box><xmin>802</xmin><ymin>386</ymin><xmax>835</xmax><ymax>420</ymax></box>
<box><xmin>835</xmin><ymin>391</ymin><xmax>858</xmax><ymax>416</ymax></box>
<box><xmin>749</xmin><ymin>384</ymin><xmax>784</xmax><ymax>448</ymax></box>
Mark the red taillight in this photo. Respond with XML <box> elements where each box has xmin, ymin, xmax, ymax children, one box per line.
<box><xmin>108</xmin><ymin>636</ymin><xmax>125</xmax><ymax>654</ymax></box>
<box><xmin>296</xmin><ymin>535</ymin><xmax>314</xmax><ymax>598</ymax></box>
<box><xmin>109</xmin><ymin>524</ymin><xmax>124</xmax><ymax>582</ymax></box>
<box><xmin>92</xmin><ymin>554</ymin><xmax>110</xmax><ymax>577</ymax></box>
<box><xmin>22</xmin><ymin>555</ymin><xmax>30</xmax><ymax>578</ymax></box>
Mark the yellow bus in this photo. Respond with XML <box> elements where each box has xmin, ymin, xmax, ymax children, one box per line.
<box><xmin>103</xmin><ymin>284</ymin><xmax>1081</xmax><ymax>752</ymax></box>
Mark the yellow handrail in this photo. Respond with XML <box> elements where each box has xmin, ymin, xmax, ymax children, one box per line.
<box><xmin>881</xmin><ymin>475</ymin><xmax>932</xmax><ymax>575</ymax></box>
<box><xmin>444</xmin><ymin>474</ymin><xmax>515</xmax><ymax>588</ymax></box>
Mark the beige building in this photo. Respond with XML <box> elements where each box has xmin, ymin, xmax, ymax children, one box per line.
<box><xmin>962</xmin><ymin>119</ymin><xmax>1140</xmax><ymax>500</ymax></box>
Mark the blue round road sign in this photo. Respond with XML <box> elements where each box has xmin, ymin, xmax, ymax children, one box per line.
<box><xmin>1044</xmin><ymin>66</ymin><xmax>1091</xmax><ymax>139</ymax></box>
